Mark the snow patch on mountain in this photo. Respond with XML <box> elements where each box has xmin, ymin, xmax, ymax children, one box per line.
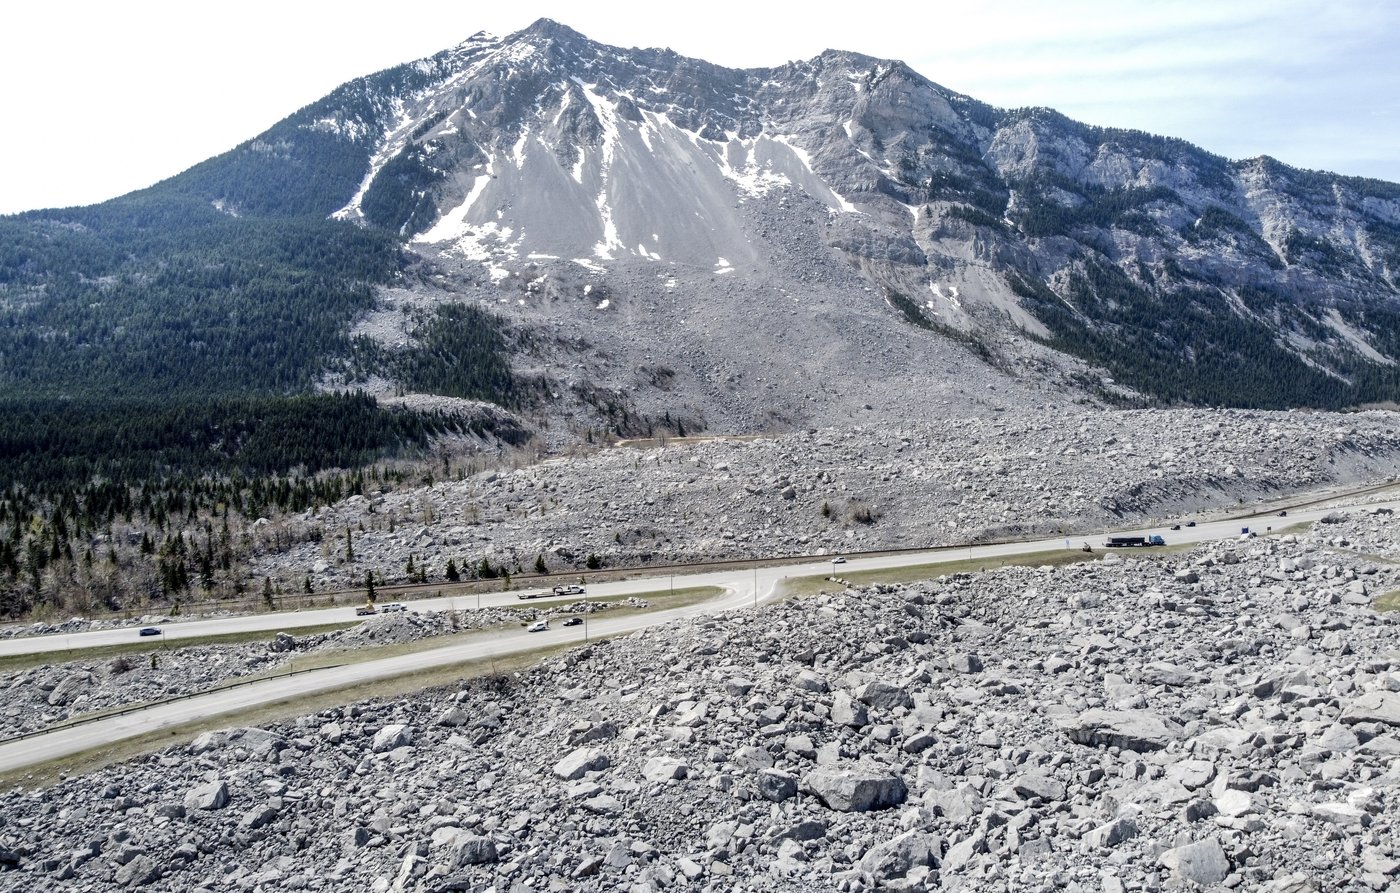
<box><xmin>415</xmin><ymin>172</ymin><xmax>493</xmax><ymax>244</ymax></box>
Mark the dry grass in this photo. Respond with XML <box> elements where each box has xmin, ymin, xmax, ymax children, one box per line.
<box><xmin>1375</xmin><ymin>590</ymin><xmax>1400</xmax><ymax>613</ymax></box>
<box><xmin>0</xmin><ymin>644</ymin><xmax>572</xmax><ymax>791</ymax></box>
<box><xmin>0</xmin><ymin>623</ymin><xmax>356</xmax><ymax>675</ymax></box>
<box><xmin>776</xmin><ymin>549</ymin><xmax>1105</xmax><ymax>598</ymax></box>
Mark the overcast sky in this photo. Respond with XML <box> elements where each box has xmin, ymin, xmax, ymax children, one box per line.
<box><xmin>3</xmin><ymin>0</ymin><xmax>1397</xmax><ymax>215</ymax></box>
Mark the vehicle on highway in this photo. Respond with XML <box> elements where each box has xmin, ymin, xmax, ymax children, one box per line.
<box><xmin>1278</xmin><ymin>510</ymin><xmax>1288</xmax><ymax>517</ymax></box>
<box><xmin>831</xmin><ymin>557</ymin><xmax>847</xmax><ymax>564</ymax></box>
<box><xmin>562</xmin><ymin>617</ymin><xmax>583</xmax><ymax>627</ymax></box>
<box><xmin>1104</xmin><ymin>535</ymin><xmax>1165</xmax><ymax>548</ymax></box>
<box><xmin>527</xmin><ymin>620</ymin><xmax>549</xmax><ymax>632</ymax></box>
<box><xmin>138</xmin><ymin>627</ymin><xmax>161</xmax><ymax>637</ymax></box>
<box><xmin>380</xmin><ymin>603</ymin><xmax>407</xmax><ymax>613</ymax></box>
<box><xmin>1170</xmin><ymin>524</ymin><xmax>1181</xmax><ymax>530</ymax></box>
<box><xmin>1186</xmin><ymin>521</ymin><xmax>1197</xmax><ymax>527</ymax></box>
<box><xmin>552</xmin><ymin>585</ymin><xmax>586</xmax><ymax>596</ymax></box>
<box><xmin>355</xmin><ymin>606</ymin><xmax>377</xmax><ymax>616</ymax></box>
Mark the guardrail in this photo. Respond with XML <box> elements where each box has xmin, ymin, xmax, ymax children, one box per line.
<box><xmin>0</xmin><ymin>662</ymin><xmax>345</xmax><ymax>746</ymax></box>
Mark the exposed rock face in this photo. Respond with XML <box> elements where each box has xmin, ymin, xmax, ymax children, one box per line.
<box><xmin>0</xmin><ymin>519</ymin><xmax>1397</xmax><ymax>891</ymax></box>
<box><xmin>174</xmin><ymin>20</ymin><xmax>1400</xmax><ymax>427</ymax></box>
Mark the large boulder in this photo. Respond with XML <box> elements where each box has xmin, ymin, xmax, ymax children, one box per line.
<box><xmin>858</xmin><ymin>830</ymin><xmax>941</xmax><ymax>881</ymax></box>
<box><xmin>757</xmin><ymin>769</ymin><xmax>798</xmax><ymax>802</ymax></box>
<box><xmin>854</xmin><ymin>680</ymin><xmax>913</xmax><ymax>710</ymax></box>
<box><xmin>831</xmin><ymin>692</ymin><xmax>869</xmax><ymax>728</ymax></box>
<box><xmin>46</xmin><ymin>672</ymin><xmax>91</xmax><ymax>707</ymax></box>
<box><xmin>1012</xmin><ymin>773</ymin><xmax>1065</xmax><ymax>802</ymax></box>
<box><xmin>183</xmin><ymin>780</ymin><xmax>230</xmax><ymax>811</ymax></box>
<box><xmin>1341</xmin><ymin>692</ymin><xmax>1400</xmax><ymax>727</ymax></box>
<box><xmin>642</xmin><ymin>757</ymin><xmax>688</xmax><ymax>783</ymax></box>
<box><xmin>448</xmin><ymin>832</ymin><xmax>499</xmax><ymax>867</ymax></box>
<box><xmin>1057</xmin><ymin>709</ymin><xmax>1183</xmax><ymax>751</ymax></box>
<box><xmin>371</xmin><ymin>724</ymin><xmax>413</xmax><ymax>753</ymax></box>
<box><xmin>190</xmin><ymin>727</ymin><xmax>285</xmax><ymax>758</ymax></box>
<box><xmin>1160</xmin><ymin>837</ymin><xmax>1230</xmax><ymax>886</ymax></box>
<box><xmin>803</xmin><ymin>765</ymin><xmax>906</xmax><ymax>812</ymax></box>
<box><xmin>554</xmin><ymin>747</ymin><xmax>609</xmax><ymax>780</ymax></box>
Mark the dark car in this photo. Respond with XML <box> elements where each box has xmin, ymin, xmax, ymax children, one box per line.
<box><xmin>138</xmin><ymin>627</ymin><xmax>161</xmax><ymax>637</ymax></box>
<box><xmin>1278</xmin><ymin>510</ymin><xmax>1288</xmax><ymax>517</ymax></box>
<box><xmin>1170</xmin><ymin>524</ymin><xmax>1181</xmax><ymax>530</ymax></box>
<box><xmin>562</xmin><ymin>617</ymin><xmax>584</xmax><ymax>627</ymax></box>
<box><xmin>1186</xmin><ymin>521</ymin><xmax>1196</xmax><ymax>528</ymax></box>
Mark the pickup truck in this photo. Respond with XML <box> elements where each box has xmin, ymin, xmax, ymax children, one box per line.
<box><xmin>552</xmin><ymin>585</ymin><xmax>586</xmax><ymax>596</ymax></box>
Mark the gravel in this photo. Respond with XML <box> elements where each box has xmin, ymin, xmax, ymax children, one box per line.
<box><xmin>0</xmin><ymin>517</ymin><xmax>1396</xmax><ymax>891</ymax></box>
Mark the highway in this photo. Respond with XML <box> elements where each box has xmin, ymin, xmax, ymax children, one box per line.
<box><xmin>0</xmin><ymin>494</ymin><xmax>1392</xmax><ymax>773</ymax></box>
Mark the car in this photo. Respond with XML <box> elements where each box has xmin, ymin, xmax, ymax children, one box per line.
<box><xmin>1170</xmin><ymin>524</ymin><xmax>1181</xmax><ymax>530</ymax></box>
<box><xmin>562</xmin><ymin>617</ymin><xmax>583</xmax><ymax>627</ymax></box>
<box><xmin>138</xmin><ymin>627</ymin><xmax>161</xmax><ymax>637</ymax></box>
<box><xmin>1186</xmin><ymin>521</ymin><xmax>1196</xmax><ymax>528</ymax></box>
<box><xmin>831</xmin><ymin>557</ymin><xmax>847</xmax><ymax>564</ymax></box>
<box><xmin>526</xmin><ymin>620</ymin><xmax>549</xmax><ymax>633</ymax></box>
<box><xmin>1277</xmin><ymin>510</ymin><xmax>1288</xmax><ymax>517</ymax></box>
<box><xmin>380</xmin><ymin>603</ymin><xmax>407</xmax><ymax>613</ymax></box>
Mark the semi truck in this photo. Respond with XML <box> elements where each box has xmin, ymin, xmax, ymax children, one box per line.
<box><xmin>1104</xmin><ymin>535</ymin><xmax>1165</xmax><ymax>548</ymax></box>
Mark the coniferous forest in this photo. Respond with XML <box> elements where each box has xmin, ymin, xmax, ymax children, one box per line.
<box><xmin>0</xmin><ymin>165</ymin><xmax>537</xmax><ymax>617</ymax></box>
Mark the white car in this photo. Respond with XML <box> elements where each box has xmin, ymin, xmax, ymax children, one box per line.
<box><xmin>831</xmin><ymin>557</ymin><xmax>847</xmax><ymax>564</ymax></box>
<box><xmin>526</xmin><ymin>620</ymin><xmax>549</xmax><ymax>633</ymax></box>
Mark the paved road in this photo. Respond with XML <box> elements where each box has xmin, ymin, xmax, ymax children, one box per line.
<box><xmin>0</xmin><ymin>494</ymin><xmax>1391</xmax><ymax>773</ymax></box>
<box><xmin>3</xmin><ymin>489</ymin><xmax>1387</xmax><ymax>659</ymax></box>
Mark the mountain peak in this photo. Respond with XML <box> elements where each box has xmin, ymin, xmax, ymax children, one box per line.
<box><xmin>511</xmin><ymin>18</ymin><xmax>588</xmax><ymax>45</ymax></box>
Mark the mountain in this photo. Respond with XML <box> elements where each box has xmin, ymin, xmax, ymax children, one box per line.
<box><xmin>5</xmin><ymin>18</ymin><xmax>1400</xmax><ymax>482</ymax></box>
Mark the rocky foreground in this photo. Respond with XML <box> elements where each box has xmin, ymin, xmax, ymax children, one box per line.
<box><xmin>1</xmin><ymin>514</ymin><xmax>1398</xmax><ymax>892</ymax></box>
<box><xmin>252</xmin><ymin>407</ymin><xmax>1400</xmax><ymax>593</ymax></box>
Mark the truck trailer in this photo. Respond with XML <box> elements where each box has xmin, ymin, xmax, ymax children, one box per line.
<box><xmin>1105</xmin><ymin>535</ymin><xmax>1165</xmax><ymax>548</ymax></box>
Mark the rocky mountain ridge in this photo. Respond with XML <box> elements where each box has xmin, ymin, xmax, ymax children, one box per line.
<box><xmin>168</xmin><ymin>18</ymin><xmax>1400</xmax><ymax>415</ymax></box>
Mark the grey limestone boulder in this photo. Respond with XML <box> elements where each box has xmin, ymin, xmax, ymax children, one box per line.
<box><xmin>832</xmin><ymin>692</ymin><xmax>869</xmax><ymax>727</ymax></box>
<box><xmin>857</xmin><ymin>830</ymin><xmax>941</xmax><ymax>881</ymax></box>
<box><xmin>803</xmin><ymin>765</ymin><xmax>907</xmax><ymax>812</ymax></box>
<box><xmin>1160</xmin><ymin>837</ymin><xmax>1230</xmax><ymax>887</ymax></box>
<box><xmin>448</xmin><ymin>832</ymin><xmax>499</xmax><ymax>867</ymax></box>
<box><xmin>1058</xmin><ymin>709</ymin><xmax>1183</xmax><ymax>751</ymax></box>
<box><xmin>554</xmin><ymin>747</ymin><xmax>609</xmax><ymax>780</ymax></box>
<box><xmin>1083</xmin><ymin>816</ymin><xmax>1138</xmax><ymax>849</ymax></box>
<box><xmin>371</xmin><ymin>723</ymin><xmax>413</xmax><ymax>753</ymax></box>
<box><xmin>1341</xmin><ymin>691</ymin><xmax>1400</xmax><ymax>727</ymax></box>
<box><xmin>642</xmin><ymin>756</ymin><xmax>688</xmax><ymax>782</ymax></box>
<box><xmin>757</xmin><ymin>768</ymin><xmax>798</xmax><ymax>802</ymax></box>
<box><xmin>183</xmin><ymin>780</ymin><xmax>230</xmax><ymax>811</ymax></box>
<box><xmin>854</xmin><ymin>680</ymin><xmax>913</xmax><ymax>710</ymax></box>
<box><xmin>115</xmin><ymin>853</ymin><xmax>160</xmax><ymax>887</ymax></box>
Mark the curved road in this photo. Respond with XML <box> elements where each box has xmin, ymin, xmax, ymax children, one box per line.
<box><xmin>0</xmin><ymin>496</ymin><xmax>1392</xmax><ymax>773</ymax></box>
